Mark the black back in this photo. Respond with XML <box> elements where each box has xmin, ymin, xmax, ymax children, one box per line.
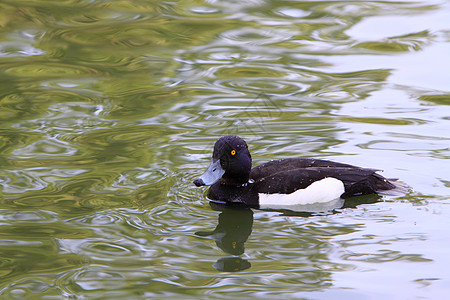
<box><xmin>250</xmin><ymin>158</ymin><xmax>396</xmax><ymax>198</ymax></box>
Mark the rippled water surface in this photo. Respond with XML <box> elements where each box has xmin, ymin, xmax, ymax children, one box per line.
<box><xmin>0</xmin><ymin>0</ymin><xmax>449</xmax><ymax>298</ymax></box>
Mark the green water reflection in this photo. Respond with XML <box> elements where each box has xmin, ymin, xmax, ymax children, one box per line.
<box><xmin>0</xmin><ymin>0</ymin><xmax>449</xmax><ymax>298</ymax></box>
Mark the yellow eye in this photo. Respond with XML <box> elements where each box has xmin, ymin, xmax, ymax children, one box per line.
<box><xmin>231</xmin><ymin>149</ymin><xmax>236</xmax><ymax>156</ymax></box>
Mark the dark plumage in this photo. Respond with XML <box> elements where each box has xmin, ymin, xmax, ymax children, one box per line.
<box><xmin>249</xmin><ymin>157</ymin><xmax>396</xmax><ymax>198</ymax></box>
<box><xmin>194</xmin><ymin>135</ymin><xmax>407</xmax><ymax>209</ymax></box>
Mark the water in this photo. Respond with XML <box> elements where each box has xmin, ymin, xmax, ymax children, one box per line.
<box><xmin>0</xmin><ymin>0</ymin><xmax>449</xmax><ymax>298</ymax></box>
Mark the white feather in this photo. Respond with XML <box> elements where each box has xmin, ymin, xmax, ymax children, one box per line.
<box><xmin>259</xmin><ymin>177</ymin><xmax>345</xmax><ymax>210</ymax></box>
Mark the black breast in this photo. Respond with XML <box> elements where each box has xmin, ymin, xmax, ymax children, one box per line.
<box><xmin>207</xmin><ymin>182</ymin><xmax>260</xmax><ymax>207</ymax></box>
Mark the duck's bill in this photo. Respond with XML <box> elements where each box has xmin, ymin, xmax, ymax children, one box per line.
<box><xmin>193</xmin><ymin>159</ymin><xmax>225</xmax><ymax>186</ymax></box>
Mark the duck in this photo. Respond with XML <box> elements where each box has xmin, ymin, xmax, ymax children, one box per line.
<box><xmin>193</xmin><ymin>135</ymin><xmax>406</xmax><ymax>210</ymax></box>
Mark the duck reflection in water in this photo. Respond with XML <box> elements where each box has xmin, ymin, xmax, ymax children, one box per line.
<box><xmin>196</xmin><ymin>204</ymin><xmax>253</xmax><ymax>272</ymax></box>
<box><xmin>196</xmin><ymin>194</ymin><xmax>382</xmax><ymax>272</ymax></box>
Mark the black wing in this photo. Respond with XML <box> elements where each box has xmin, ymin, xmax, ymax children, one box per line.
<box><xmin>251</xmin><ymin>159</ymin><xmax>397</xmax><ymax>198</ymax></box>
<box><xmin>250</xmin><ymin>158</ymin><xmax>374</xmax><ymax>180</ymax></box>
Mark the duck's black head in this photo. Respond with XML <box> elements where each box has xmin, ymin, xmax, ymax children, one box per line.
<box><xmin>194</xmin><ymin>135</ymin><xmax>252</xmax><ymax>187</ymax></box>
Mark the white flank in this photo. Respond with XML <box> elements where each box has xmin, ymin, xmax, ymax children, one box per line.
<box><xmin>259</xmin><ymin>177</ymin><xmax>345</xmax><ymax>210</ymax></box>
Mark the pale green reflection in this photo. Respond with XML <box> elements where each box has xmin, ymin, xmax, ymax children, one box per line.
<box><xmin>0</xmin><ymin>0</ymin><xmax>448</xmax><ymax>298</ymax></box>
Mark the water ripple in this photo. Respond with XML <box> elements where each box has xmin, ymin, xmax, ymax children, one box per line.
<box><xmin>3</xmin><ymin>62</ymin><xmax>100</xmax><ymax>78</ymax></box>
<box><xmin>0</xmin><ymin>0</ymin><xmax>448</xmax><ymax>298</ymax></box>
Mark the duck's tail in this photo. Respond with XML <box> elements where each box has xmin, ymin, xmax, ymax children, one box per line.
<box><xmin>377</xmin><ymin>178</ymin><xmax>410</xmax><ymax>196</ymax></box>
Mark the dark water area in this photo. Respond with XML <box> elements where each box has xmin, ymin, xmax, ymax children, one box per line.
<box><xmin>0</xmin><ymin>0</ymin><xmax>449</xmax><ymax>298</ymax></box>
